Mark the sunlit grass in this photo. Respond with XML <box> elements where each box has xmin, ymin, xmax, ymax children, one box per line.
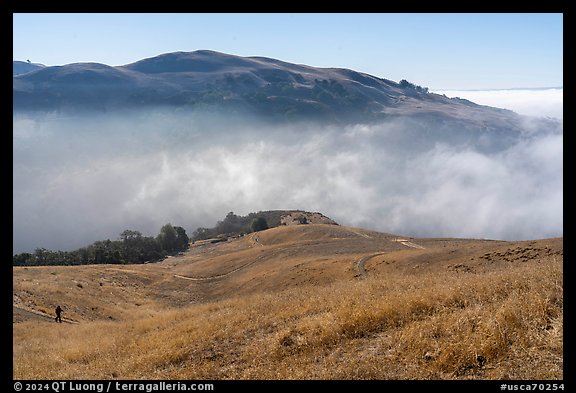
<box><xmin>14</xmin><ymin>253</ymin><xmax>562</xmax><ymax>380</ymax></box>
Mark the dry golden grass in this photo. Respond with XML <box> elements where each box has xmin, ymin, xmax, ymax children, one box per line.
<box><xmin>13</xmin><ymin>225</ymin><xmax>563</xmax><ymax>380</ymax></box>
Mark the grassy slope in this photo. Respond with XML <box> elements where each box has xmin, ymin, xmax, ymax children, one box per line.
<box><xmin>13</xmin><ymin>225</ymin><xmax>563</xmax><ymax>379</ymax></box>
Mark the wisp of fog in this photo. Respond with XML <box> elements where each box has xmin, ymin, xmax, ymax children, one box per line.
<box><xmin>13</xmin><ymin>105</ymin><xmax>563</xmax><ymax>254</ymax></box>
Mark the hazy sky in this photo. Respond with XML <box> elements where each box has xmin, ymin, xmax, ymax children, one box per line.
<box><xmin>13</xmin><ymin>13</ymin><xmax>563</xmax><ymax>90</ymax></box>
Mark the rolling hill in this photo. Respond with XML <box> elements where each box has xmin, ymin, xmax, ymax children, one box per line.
<box><xmin>13</xmin><ymin>222</ymin><xmax>563</xmax><ymax>380</ymax></box>
<box><xmin>13</xmin><ymin>50</ymin><xmax>552</xmax><ymax>130</ymax></box>
<box><xmin>13</xmin><ymin>60</ymin><xmax>45</xmax><ymax>76</ymax></box>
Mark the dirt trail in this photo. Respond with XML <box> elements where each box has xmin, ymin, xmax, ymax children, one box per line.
<box><xmin>349</xmin><ymin>229</ymin><xmax>373</xmax><ymax>239</ymax></box>
<box><xmin>395</xmin><ymin>238</ymin><xmax>425</xmax><ymax>249</ymax></box>
<box><xmin>250</xmin><ymin>233</ymin><xmax>263</xmax><ymax>247</ymax></box>
<box><xmin>353</xmin><ymin>238</ymin><xmax>424</xmax><ymax>277</ymax></box>
<box><xmin>13</xmin><ymin>305</ymin><xmax>79</xmax><ymax>324</ymax></box>
<box><xmin>174</xmin><ymin>260</ymin><xmax>257</xmax><ymax>281</ymax></box>
<box><xmin>354</xmin><ymin>252</ymin><xmax>387</xmax><ymax>278</ymax></box>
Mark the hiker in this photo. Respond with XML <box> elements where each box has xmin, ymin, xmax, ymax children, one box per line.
<box><xmin>55</xmin><ymin>305</ymin><xmax>63</xmax><ymax>323</ymax></box>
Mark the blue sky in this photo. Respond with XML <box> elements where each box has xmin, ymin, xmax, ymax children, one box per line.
<box><xmin>13</xmin><ymin>13</ymin><xmax>562</xmax><ymax>90</ymax></box>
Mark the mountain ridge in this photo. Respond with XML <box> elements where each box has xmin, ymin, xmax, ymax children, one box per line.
<box><xmin>13</xmin><ymin>49</ymin><xmax>535</xmax><ymax>127</ymax></box>
<box><xmin>13</xmin><ymin>60</ymin><xmax>46</xmax><ymax>76</ymax></box>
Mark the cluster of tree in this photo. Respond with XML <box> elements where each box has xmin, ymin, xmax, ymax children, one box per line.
<box><xmin>192</xmin><ymin>211</ymin><xmax>280</xmax><ymax>241</ymax></box>
<box><xmin>13</xmin><ymin>224</ymin><xmax>189</xmax><ymax>267</ymax></box>
<box><xmin>399</xmin><ymin>79</ymin><xmax>429</xmax><ymax>94</ymax></box>
<box><xmin>241</xmin><ymin>78</ymin><xmax>371</xmax><ymax>123</ymax></box>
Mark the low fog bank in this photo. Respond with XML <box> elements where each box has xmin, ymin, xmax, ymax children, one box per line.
<box><xmin>13</xmin><ymin>106</ymin><xmax>563</xmax><ymax>254</ymax></box>
<box><xmin>434</xmin><ymin>88</ymin><xmax>563</xmax><ymax>120</ymax></box>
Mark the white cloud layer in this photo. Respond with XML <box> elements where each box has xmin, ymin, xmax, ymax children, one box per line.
<box><xmin>433</xmin><ymin>88</ymin><xmax>563</xmax><ymax>120</ymax></box>
<box><xmin>13</xmin><ymin>108</ymin><xmax>563</xmax><ymax>254</ymax></box>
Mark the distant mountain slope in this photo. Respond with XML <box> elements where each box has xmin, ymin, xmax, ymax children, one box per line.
<box><xmin>13</xmin><ymin>50</ymin><xmax>544</xmax><ymax>129</ymax></box>
<box><xmin>13</xmin><ymin>61</ymin><xmax>45</xmax><ymax>76</ymax></box>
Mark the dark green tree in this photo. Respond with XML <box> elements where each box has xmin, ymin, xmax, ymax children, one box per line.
<box><xmin>13</xmin><ymin>252</ymin><xmax>32</xmax><ymax>266</ymax></box>
<box><xmin>251</xmin><ymin>217</ymin><xmax>269</xmax><ymax>232</ymax></box>
<box><xmin>120</xmin><ymin>229</ymin><xmax>142</xmax><ymax>242</ymax></box>
<box><xmin>120</xmin><ymin>229</ymin><xmax>143</xmax><ymax>262</ymax></box>
<box><xmin>173</xmin><ymin>226</ymin><xmax>190</xmax><ymax>252</ymax></box>
<box><xmin>157</xmin><ymin>223</ymin><xmax>178</xmax><ymax>253</ymax></box>
<box><xmin>217</xmin><ymin>212</ymin><xmax>242</xmax><ymax>234</ymax></box>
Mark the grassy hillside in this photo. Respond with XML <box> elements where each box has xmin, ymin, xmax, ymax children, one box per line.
<box><xmin>13</xmin><ymin>225</ymin><xmax>563</xmax><ymax>379</ymax></box>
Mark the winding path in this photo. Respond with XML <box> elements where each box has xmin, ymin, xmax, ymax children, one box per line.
<box><xmin>173</xmin><ymin>260</ymin><xmax>257</xmax><ymax>281</ymax></box>
<box><xmin>354</xmin><ymin>239</ymin><xmax>425</xmax><ymax>278</ymax></box>
<box><xmin>354</xmin><ymin>252</ymin><xmax>387</xmax><ymax>278</ymax></box>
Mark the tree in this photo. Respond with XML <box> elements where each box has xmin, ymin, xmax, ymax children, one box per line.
<box><xmin>173</xmin><ymin>226</ymin><xmax>190</xmax><ymax>252</ymax></box>
<box><xmin>13</xmin><ymin>224</ymin><xmax>185</xmax><ymax>266</ymax></box>
<box><xmin>399</xmin><ymin>79</ymin><xmax>413</xmax><ymax>88</ymax></box>
<box><xmin>119</xmin><ymin>229</ymin><xmax>142</xmax><ymax>261</ymax></box>
<box><xmin>399</xmin><ymin>79</ymin><xmax>428</xmax><ymax>93</ymax></box>
<box><xmin>13</xmin><ymin>252</ymin><xmax>32</xmax><ymax>266</ymax></box>
<box><xmin>141</xmin><ymin>236</ymin><xmax>163</xmax><ymax>261</ymax></box>
<box><xmin>157</xmin><ymin>223</ymin><xmax>178</xmax><ymax>253</ymax></box>
<box><xmin>34</xmin><ymin>248</ymin><xmax>48</xmax><ymax>265</ymax></box>
<box><xmin>251</xmin><ymin>217</ymin><xmax>269</xmax><ymax>232</ymax></box>
<box><xmin>120</xmin><ymin>229</ymin><xmax>142</xmax><ymax>243</ymax></box>
<box><xmin>217</xmin><ymin>212</ymin><xmax>241</xmax><ymax>234</ymax></box>
<box><xmin>192</xmin><ymin>227</ymin><xmax>212</xmax><ymax>241</ymax></box>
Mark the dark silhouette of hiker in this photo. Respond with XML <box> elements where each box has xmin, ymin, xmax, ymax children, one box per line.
<box><xmin>55</xmin><ymin>305</ymin><xmax>63</xmax><ymax>323</ymax></box>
